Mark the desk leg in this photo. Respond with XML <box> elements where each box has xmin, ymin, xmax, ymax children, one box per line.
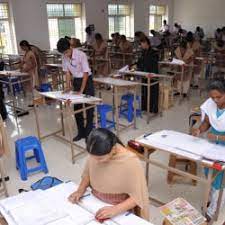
<box><xmin>212</xmin><ymin>171</ymin><xmax>225</xmax><ymax>223</ymax></box>
<box><xmin>133</xmin><ymin>86</ymin><xmax>137</xmax><ymax>129</ymax></box>
<box><xmin>114</xmin><ymin>86</ymin><xmax>119</xmax><ymax>137</ymax></box>
<box><xmin>34</xmin><ymin>102</ymin><xmax>41</xmax><ymax>140</ymax></box>
<box><xmin>180</xmin><ymin>65</ymin><xmax>184</xmax><ymax>103</ymax></box>
<box><xmin>9</xmin><ymin>78</ymin><xmax>19</xmax><ymax>130</ymax></box>
<box><xmin>203</xmin><ymin>168</ymin><xmax>213</xmax><ymax>215</ymax></box>
<box><xmin>0</xmin><ymin>159</ymin><xmax>8</xmax><ymax>197</ymax></box>
<box><xmin>60</xmin><ymin>102</ymin><xmax>65</xmax><ymax>136</ymax></box>
<box><xmin>67</xmin><ymin>105</ymin><xmax>75</xmax><ymax>164</ymax></box>
<box><xmin>144</xmin><ymin>148</ymin><xmax>150</xmax><ymax>186</ymax></box>
<box><xmin>95</xmin><ymin>105</ymin><xmax>98</xmax><ymax>128</ymax></box>
<box><xmin>147</xmin><ymin>78</ymin><xmax>151</xmax><ymax>124</ymax></box>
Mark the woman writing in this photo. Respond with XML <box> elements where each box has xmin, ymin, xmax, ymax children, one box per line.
<box><xmin>192</xmin><ymin>80</ymin><xmax>225</xmax><ymax>221</ymax></box>
<box><xmin>68</xmin><ymin>128</ymin><xmax>149</xmax><ymax>221</ymax></box>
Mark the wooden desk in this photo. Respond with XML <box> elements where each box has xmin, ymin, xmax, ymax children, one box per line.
<box><xmin>118</xmin><ymin>70</ymin><xmax>174</xmax><ymax>124</ymax></box>
<box><xmin>45</xmin><ymin>63</ymin><xmax>64</xmax><ymax>90</ymax></box>
<box><xmin>0</xmin><ymin>182</ymin><xmax>155</xmax><ymax>225</ymax></box>
<box><xmin>94</xmin><ymin>77</ymin><xmax>139</xmax><ymax>136</ymax></box>
<box><xmin>34</xmin><ymin>91</ymin><xmax>102</xmax><ymax>164</ymax></box>
<box><xmin>0</xmin><ymin>70</ymin><xmax>31</xmax><ymax>129</ymax></box>
<box><xmin>159</xmin><ymin>61</ymin><xmax>194</xmax><ymax>101</ymax></box>
<box><xmin>135</xmin><ymin>130</ymin><xmax>225</xmax><ymax>225</ymax></box>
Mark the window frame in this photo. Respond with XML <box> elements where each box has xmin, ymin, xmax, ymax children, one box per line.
<box><xmin>108</xmin><ymin>3</ymin><xmax>132</xmax><ymax>38</ymax></box>
<box><xmin>149</xmin><ymin>4</ymin><xmax>168</xmax><ymax>34</ymax></box>
<box><xmin>46</xmin><ymin>3</ymin><xmax>83</xmax><ymax>50</ymax></box>
<box><xmin>0</xmin><ymin>2</ymin><xmax>16</xmax><ymax>54</ymax></box>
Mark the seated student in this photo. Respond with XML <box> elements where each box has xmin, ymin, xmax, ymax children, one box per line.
<box><xmin>192</xmin><ymin>80</ymin><xmax>225</xmax><ymax>222</ymax></box>
<box><xmin>134</xmin><ymin>31</ymin><xmax>146</xmax><ymax>49</ymax></box>
<box><xmin>119</xmin><ymin>35</ymin><xmax>133</xmax><ymax>65</ymax></box>
<box><xmin>137</xmin><ymin>36</ymin><xmax>159</xmax><ymax>113</ymax></box>
<box><xmin>178</xmin><ymin>28</ymin><xmax>187</xmax><ymax>39</ymax></box>
<box><xmin>194</xmin><ymin>26</ymin><xmax>205</xmax><ymax>42</ymax></box>
<box><xmin>85</xmin><ymin>26</ymin><xmax>95</xmax><ymax>46</ymax></box>
<box><xmin>150</xmin><ymin>30</ymin><xmax>162</xmax><ymax>48</ymax></box>
<box><xmin>92</xmin><ymin>33</ymin><xmax>108</xmax><ymax>76</ymax></box>
<box><xmin>187</xmin><ymin>32</ymin><xmax>201</xmax><ymax>56</ymax></box>
<box><xmin>174</xmin><ymin>40</ymin><xmax>194</xmax><ymax>97</ymax></box>
<box><xmin>215</xmin><ymin>28</ymin><xmax>222</xmax><ymax>41</ymax></box>
<box><xmin>186</xmin><ymin>32</ymin><xmax>201</xmax><ymax>87</ymax></box>
<box><xmin>119</xmin><ymin>35</ymin><xmax>132</xmax><ymax>53</ymax></box>
<box><xmin>68</xmin><ymin>128</ymin><xmax>149</xmax><ymax>220</ymax></box>
<box><xmin>173</xmin><ymin>23</ymin><xmax>181</xmax><ymax>34</ymax></box>
<box><xmin>213</xmin><ymin>40</ymin><xmax>225</xmax><ymax>53</ymax></box>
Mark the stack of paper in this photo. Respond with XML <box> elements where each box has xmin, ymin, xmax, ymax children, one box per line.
<box><xmin>171</xmin><ymin>58</ymin><xmax>185</xmax><ymax>65</ymax></box>
<box><xmin>138</xmin><ymin>130</ymin><xmax>225</xmax><ymax>163</ymax></box>
<box><xmin>118</xmin><ymin>65</ymin><xmax>129</xmax><ymax>73</ymax></box>
<box><xmin>0</xmin><ymin>182</ymin><xmax>154</xmax><ymax>225</ymax></box>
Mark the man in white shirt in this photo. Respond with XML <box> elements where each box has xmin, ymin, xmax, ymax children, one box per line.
<box><xmin>57</xmin><ymin>38</ymin><xmax>95</xmax><ymax>142</ymax></box>
<box><xmin>160</xmin><ymin>20</ymin><xmax>170</xmax><ymax>33</ymax></box>
<box><xmin>85</xmin><ymin>26</ymin><xmax>95</xmax><ymax>46</ymax></box>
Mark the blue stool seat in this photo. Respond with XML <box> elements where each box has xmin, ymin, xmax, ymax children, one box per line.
<box><xmin>97</xmin><ymin>104</ymin><xmax>115</xmax><ymax>129</ymax></box>
<box><xmin>15</xmin><ymin>136</ymin><xmax>48</xmax><ymax>181</ymax></box>
<box><xmin>119</xmin><ymin>93</ymin><xmax>142</xmax><ymax>122</ymax></box>
<box><xmin>39</xmin><ymin>83</ymin><xmax>52</xmax><ymax>92</ymax></box>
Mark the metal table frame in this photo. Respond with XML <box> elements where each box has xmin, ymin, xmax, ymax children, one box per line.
<box><xmin>134</xmin><ymin>133</ymin><xmax>225</xmax><ymax>225</ymax></box>
<box><xmin>33</xmin><ymin>93</ymin><xmax>102</xmax><ymax>164</ymax></box>
<box><xmin>94</xmin><ymin>77</ymin><xmax>138</xmax><ymax>137</ymax></box>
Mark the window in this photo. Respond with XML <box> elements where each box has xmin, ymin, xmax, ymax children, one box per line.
<box><xmin>149</xmin><ymin>5</ymin><xmax>167</xmax><ymax>34</ymax></box>
<box><xmin>0</xmin><ymin>3</ymin><xmax>15</xmax><ymax>54</ymax></box>
<box><xmin>108</xmin><ymin>4</ymin><xmax>131</xmax><ymax>38</ymax></box>
<box><xmin>46</xmin><ymin>4</ymin><xmax>83</xmax><ymax>50</ymax></box>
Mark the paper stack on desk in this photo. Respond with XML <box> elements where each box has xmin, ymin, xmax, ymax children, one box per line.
<box><xmin>0</xmin><ymin>182</ymin><xmax>153</xmax><ymax>225</ymax></box>
<box><xmin>138</xmin><ymin>130</ymin><xmax>225</xmax><ymax>163</ymax></box>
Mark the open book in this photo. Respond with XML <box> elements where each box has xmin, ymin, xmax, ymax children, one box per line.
<box><xmin>0</xmin><ymin>182</ymin><xmax>153</xmax><ymax>225</ymax></box>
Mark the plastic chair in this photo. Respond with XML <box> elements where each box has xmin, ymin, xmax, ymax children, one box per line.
<box><xmin>97</xmin><ymin>104</ymin><xmax>115</xmax><ymax>129</ymax></box>
<box><xmin>15</xmin><ymin>136</ymin><xmax>48</xmax><ymax>181</ymax></box>
<box><xmin>39</xmin><ymin>83</ymin><xmax>52</xmax><ymax>92</ymax></box>
<box><xmin>119</xmin><ymin>93</ymin><xmax>142</xmax><ymax>122</ymax></box>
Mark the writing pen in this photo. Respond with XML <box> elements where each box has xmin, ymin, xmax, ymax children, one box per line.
<box><xmin>80</xmin><ymin>193</ymin><xmax>91</xmax><ymax>199</ymax></box>
<box><xmin>143</xmin><ymin>132</ymin><xmax>152</xmax><ymax>138</ymax></box>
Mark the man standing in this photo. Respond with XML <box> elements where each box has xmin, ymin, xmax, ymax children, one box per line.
<box><xmin>57</xmin><ymin>38</ymin><xmax>95</xmax><ymax>142</ymax></box>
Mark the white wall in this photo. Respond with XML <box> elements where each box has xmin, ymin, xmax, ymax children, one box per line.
<box><xmin>2</xmin><ymin>0</ymin><xmax>173</xmax><ymax>51</ymax></box>
<box><xmin>173</xmin><ymin>0</ymin><xmax>225</xmax><ymax>37</ymax></box>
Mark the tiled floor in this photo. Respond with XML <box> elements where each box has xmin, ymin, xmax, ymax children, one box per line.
<box><xmin>2</xmin><ymin>89</ymin><xmax>225</xmax><ymax>225</ymax></box>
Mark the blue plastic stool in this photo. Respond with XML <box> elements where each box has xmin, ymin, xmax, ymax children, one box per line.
<box><xmin>15</xmin><ymin>136</ymin><xmax>48</xmax><ymax>181</ymax></box>
<box><xmin>97</xmin><ymin>104</ymin><xmax>115</xmax><ymax>129</ymax></box>
<box><xmin>39</xmin><ymin>83</ymin><xmax>52</xmax><ymax>92</ymax></box>
<box><xmin>119</xmin><ymin>93</ymin><xmax>142</xmax><ymax>122</ymax></box>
